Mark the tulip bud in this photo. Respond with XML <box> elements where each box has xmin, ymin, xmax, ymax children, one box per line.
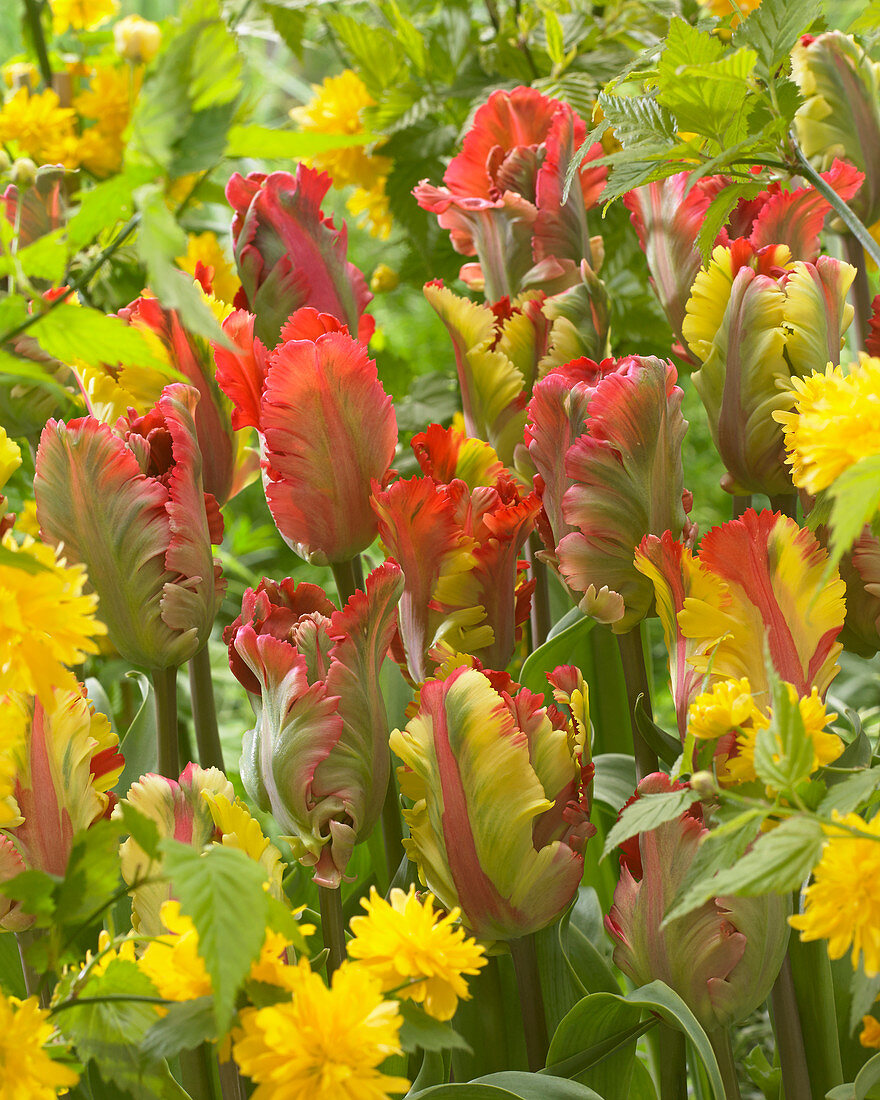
<box><xmin>391</xmin><ymin>663</ymin><xmax>595</xmax><ymax>941</ymax></box>
<box><xmin>226</xmin><ymin>563</ymin><xmax>403</xmax><ymax>887</ymax></box>
<box><xmin>792</xmin><ymin>32</ymin><xmax>880</xmax><ymax>226</ymax></box>
<box><xmin>605</xmin><ymin>773</ymin><xmax>789</xmax><ymax>1032</ymax></box>
<box><xmin>35</xmin><ymin>384</ymin><xmax>224</xmax><ymax>670</ymax></box>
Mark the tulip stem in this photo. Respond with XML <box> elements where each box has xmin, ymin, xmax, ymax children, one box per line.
<box><xmin>616</xmin><ymin>626</ymin><xmax>658</xmax><ymax>781</ymax></box>
<box><xmin>527</xmin><ymin>533</ymin><xmax>551</xmax><ymax>649</ymax></box>
<box><xmin>152</xmin><ymin>666</ymin><xmax>179</xmax><ymax>778</ymax></box>
<box><xmin>707</xmin><ymin>1029</ymin><xmax>741</xmax><ymax>1100</ymax></box>
<box><xmin>769</xmin><ymin>954</ymin><xmax>812</xmax><ymax>1100</ymax></box>
<box><xmin>382</xmin><ymin>774</ymin><xmax>404</xmax><ymax>886</ymax></box>
<box><xmin>731</xmin><ymin>495</ymin><xmax>751</xmax><ymax>519</ymax></box>
<box><xmin>768</xmin><ymin>494</ymin><xmax>798</xmax><ymax>521</ymax></box>
<box><xmin>22</xmin><ymin>0</ymin><xmax>53</xmax><ymax>90</ymax></box>
<box><xmin>509</xmin><ymin>934</ymin><xmax>549</xmax><ymax>1072</ymax></box>
<box><xmin>331</xmin><ymin>557</ymin><xmax>363</xmax><ymax>608</ymax></box>
<box><xmin>218</xmin><ymin>1060</ymin><xmax>247</xmax><ymax>1100</ymax></box>
<box><xmin>318</xmin><ymin>885</ymin><xmax>346</xmax><ymax>978</ymax></box>
<box><xmin>179</xmin><ymin>1044</ymin><xmax>218</xmax><ymax>1100</ymax></box>
<box><xmin>657</xmin><ymin>1024</ymin><xmax>687</xmax><ymax>1100</ymax></box>
<box><xmin>189</xmin><ymin>645</ymin><xmax>225</xmax><ymax>772</ymax></box>
<box><xmin>843</xmin><ymin>232</ymin><xmax>872</xmax><ymax>350</ymax></box>
<box><xmin>786</xmin><ymin>934</ymin><xmax>843</xmax><ymax>1097</ymax></box>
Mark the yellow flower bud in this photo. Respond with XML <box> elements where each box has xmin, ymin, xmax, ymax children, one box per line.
<box><xmin>370</xmin><ymin>262</ymin><xmax>399</xmax><ymax>294</ymax></box>
<box><xmin>114</xmin><ymin>14</ymin><xmax>162</xmax><ymax>64</ymax></box>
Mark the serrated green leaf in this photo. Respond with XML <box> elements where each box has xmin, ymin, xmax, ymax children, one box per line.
<box><xmin>819</xmin><ymin>767</ymin><xmax>880</xmax><ymax>817</ymax></box>
<box><xmin>225</xmin><ymin>124</ymin><xmax>376</xmax><ymax>160</ymax></box>
<box><xmin>706</xmin><ymin>816</ymin><xmax>825</xmax><ymax>897</ymax></box>
<box><xmin>117</xmin><ymin>803</ymin><xmax>162</xmax><ymax>863</ymax></box>
<box><xmin>328</xmin><ymin>12</ymin><xmax>404</xmax><ymax>94</ymax></box>
<box><xmin>134</xmin><ymin>184</ymin><xmax>228</xmax><ymax>346</ymax></box>
<box><xmin>696</xmin><ymin>179</ymin><xmax>763</xmax><ymax>262</ymax></box>
<box><xmin>733</xmin><ymin>0</ymin><xmax>822</xmax><ymax>78</ymax></box>
<box><xmin>596</xmin><ymin>92</ymin><xmax>677</xmax><ymax>150</ymax></box>
<box><xmin>30</xmin><ymin>302</ymin><xmax>170</xmax><ymax>372</ymax></box>
<box><xmin>545</xmin><ymin>10</ymin><xmax>565</xmax><ymax>67</ymax></box>
<box><xmin>67</xmin><ymin>169</ymin><xmax>153</xmax><ymax>252</ymax></box>
<box><xmin>161</xmin><ymin>840</ymin><xmax>269</xmax><ymax>1030</ymax></box>
<box><xmin>0</xmin><ymin>293</ymin><xmax>28</xmax><ymax>333</ymax></box>
<box><xmin>140</xmin><ymin>997</ymin><xmax>215</xmax><ymax>1061</ymax></box>
<box><xmin>658</xmin><ymin>49</ymin><xmax>758</xmax><ymax>147</ymax></box>
<box><xmin>54</xmin><ymin>821</ymin><xmax>122</xmax><ymax>930</ymax></box>
<box><xmin>0</xmin><ymin>868</ymin><xmax>59</xmax><ymax>925</ymax></box>
<box><xmin>828</xmin><ymin>455</ymin><xmax>880</xmax><ymax>570</ymax></box>
<box><xmin>262</xmin><ymin>1</ymin><xmax>307</xmax><ymax>57</ymax></box>
<box><xmin>60</xmin><ymin>958</ymin><xmax>187</xmax><ymax>1099</ymax></box>
<box><xmin>398</xmin><ymin>1002</ymin><xmax>472</xmax><ymax>1054</ymax></box>
<box><xmin>753</xmin><ymin>679</ymin><xmax>817</xmax><ymax>792</ymax></box>
<box><xmin>0</xmin><ymin>228</ymin><xmax>67</xmax><ymax>282</ymax></box>
<box><xmin>664</xmin><ymin>811</ymin><xmax>765</xmax><ymax>922</ymax></box>
<box><xmin>658</xmin><ymin>19</ymin><xmax>725</xmax><ymax>79</ymax></box>
<box><xmin>602</xmin><ymin>789</ymin><xmax>701</xmax><ymax>860</ymax></box>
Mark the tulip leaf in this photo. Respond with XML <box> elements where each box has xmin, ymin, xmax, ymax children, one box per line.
<box><xmin>141</xmin><ymin>997</ymin><xmax>216</xmax><ymax>1061</ymax></box>
<box><xmin>116</xmin><ymin>672</ymin><xmax>158</xmax><ymax>798</ymax></box>
<box><xmin>849</xmin><ymin>963</ymin><xmax>880</xmax><ymax>1037</ymax></box>
<box><xmin>855</xmin><ymin>1052</ymin><xmax>880</xmax><ymax>1100</ymax></box>
<box><xmin>407</xmin><ymin>1087</ymin><xmax>520</xmax><ymax>1098</ymax></box>
<box><xmin>225</xmin><ymin>124</ymin><xmax>378</xmax><ymax>160</ymax></box>
<box><xmin>602</xmin><ymin>789</ymin><xmax>701</xmax><ymax>861</ymax></box>
<box><xmin>60</xmin><ymin>958</ymin><xmax>189</xmax><ymax>1099</ymax></box>
<box><xmin>477</xmin><ymin>1073</ymin><xmax>605</xmax><ymax>1099</ymax></box>
<box><xmin>0</xmin><ymin>933</ymin><xmax>24</xmax><ymax>998</ymax></box>
<box><xmin>592</xmin><ymin>755</ymin><xmax>636</xmax><ymax>815</ymax></box>
<box><xmin>161</xmin><ymin>840</ymin><xmax>269</xmax><ymax>1031</ymax></box>
<box><xmin>632</xmin><ymin>698</ymin><xmax>681</xmax><ymax>767</ymax></box>
<box><xmin>399</xmin><ymin>1003</ymin><xmax>472</xmax><ymax>1054</ymax></box>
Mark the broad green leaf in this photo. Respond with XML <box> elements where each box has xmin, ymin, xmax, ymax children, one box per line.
<box><xmin>704</xmin><ymin>816</ymin><xmax>825</xmax><ymax>897</ymax></box>
<box><xmin>31</xmin><ymin>302</ymin><xmax>170</xmax><ymax>372</ymax></box>
<box><xmin>633</xmin><ymin>699</ymin><xmax>681</xmax><ymax>767</ymax></box>
<box><xmin>134</xmin><ymin>184</ymin><xmax>228</xmax><ymax>346</ymax></box>
<box><xmin>856</xmin><ymin>1053</ymin><xmax>880</xmax><ymax>1100</ymax></box>
<box><xmin>0</xmin><ymin>930</ymin><xmax>25</xmax><ymax>997</ymax></box>
<box><xmin>664</xmin><ymin>810</ymin><xmax>765</xmax><ymax>922</ymax></box>
<box><xmin>520</xmin><ymin>611</ymin><xmax>595</xmax><ymax>701</ymax></box>
<box><xmin>225</xmin><ymin>124</ymin><xmax>377</xmax><ymax>160</ymax></box>
<box><xmin>116</xmin><ymin>672</ymin><xmax>157</xmax><ymax>798</ymax></box>
<box><xmin>161</xmin><ymin>840</ymin><xmax>269</xmax><ymax>1030</ymax></box>
<box><xmin>477</xmin><ymin>1074</ymin><xmax>605</xmax><ymax>1099</ymax></box>
<box><xmin>408</xmin><ymin>1087</ymin><xmax>520</xmax><ymax>1098</ymax></box>
<box><xmin>60</xmin><ymin>958</ymin><xmax>188</xmax><ymax>1099</ymax></box>
<box><xmin>140</xmin><ymin>997</ymin><xmax>215</xmax><ymax>1061</ymax></box>
<box><xmin>399</xmin><ymin>1003</ymin><xmax>472</xmax><ymax>1054</ymax></box>
<box><xmin>827</xmin><ymin>456</ymin><xmax>880</xmax><ymax>571</ymax></box>
<box><xmin>409</xmin><ymin>1050</ymin><xmax>447</xmax><ymax>1093</ymax></box>
<box><xmin>602</xmin><ymin>789</ymin><xmax>701</xmax><ymax>860</ymax></box>
<box><xmin>733</xmin><ymin>0</ymin><xmax>823</xmax><ymax>78</ymax></box>
<box><xmin>592</xmin><ymin>755</ymin><xmax>636</xmax><ymax>815</ymax></box>
<box><xmin>558</xmin><ymin>894</ymin><xmax>620</xmax><ymax>998</ymax></box>
<box><xmin>819</xmin><ymin>767</ymin><xmax>880</xmax><ymax>817</ymax></box>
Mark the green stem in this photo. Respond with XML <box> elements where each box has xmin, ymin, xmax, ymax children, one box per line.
<box><xmin>787</xmin><ymin>934</ymin><xmax>843</xmax><ymax>1098</ymax></box>
<box><xmin>658</xmin><ymin>1024</ymin><xmax>687</xmax><ymax>1100</ymax></box>
<box><xmin>731</xmin><ymin>495</ymin><xmax>752</xmax><ymax>519</ymax></box>
<box><xmin>708</xmin><ymin>1029</ymin><xmax>742</xmax><ymax>1100</ymax></box>
<box><xmin>179</xmin><ymin>1044</ymin><xmax>218</xmax><ymax>1100</ymax></box>
<box><xmin>768</xmin><ymin>493</ymin><xmax>798</xmax><ymax>521</ymax></box>
<box><xmin>770</xmin><ymin>954</ymin><xmax>812</xmax><ymax>1100</ymax></box>
<box><xmin>793</xmin><ymin>140</ymin><xmax>880</xmax><ymax>270</ymax></box>
<box><xmin>22</xmin><ymin>0</ymin><xmax>52</xmax><ymax>90</ymax></box>
<box><xmin>152</xmin><ymin>666</ymin><xmax>179</xmax><ymax>778</ymax></box>
<box><xmin>508</xmin><ymin>935</ymin><xmax>549</xmax><ymax>1072</ymax></box>
<box><xmin>527</xmin><ymin>533</ymin><xmax>551</xmax><ymax>649</ymax></box>
<box><xmin>616</xmin><ymin>626</ymin><xmax>658</xmax><ymax>781</ymax></box>
<box><xmin>0</xmin><ymin>214</ymin><xmax>140</xmax><ymax>348</ymax></box>
<box><xmin>218</xmin><ymin>1061</ymin><xmax>247</xmax><ymax>1100</ymax></box>
<box><xmin>330</xmin><ymin>556</ymin><xmax>362</xmax><ymax>608</ymax></box>
<box><xmin>843</xmin><ymin>232</ymin><xmax>872</xmax><ymax>350</ymax></box>
<box><xmin>188</xmin><ymin>645</ymin><xmax>225</xmax><ymax>772</ymax></box>
<box><xmin>318</xmin><ymin>885</ymin><xmax>346</xmax><ymax>978</ymax></box>
<box><xmin>381</xmin><ymin>772</ymin><xmax>404</xmax><ymax>886</ymax></box>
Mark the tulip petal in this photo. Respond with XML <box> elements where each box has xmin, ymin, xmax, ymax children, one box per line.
<box><xmin>782</xmin><ymin>257</ymin><xmax>854</xmax><ymax>378</ymax></box>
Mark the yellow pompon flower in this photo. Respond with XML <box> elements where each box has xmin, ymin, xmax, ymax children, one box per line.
<box><xmin>346</xmin><ymin>183</ymin><xmax>393</xmax><ymax>241</ymax></box>
<box><xmin>695</xmin><ymin>0</ymin><xmax>760</xmax><ymax>24</ymax></box>
<box><xmin>233</xmin><ymin>959</ymin><xmax>410</xmax><ymax>1100</ymax></box>
<box><xmin>90</xmin><ymin>930</ymin><xmax>137</xmax><ymax>977</ymax></box>
<box><xmin>176</xmin><ymin>231</ymin><xmax>240</xmax><ymax>305</ymax></box>
<box><xmin>138</xmin><ymin>900</ymin><xmax>212</xmax><ymax>1004</ymax></box>
<box><xmin>687</xmin><ymin>678</ymin><xmax>765</xmax><ymax>741</ymax></box>
<box><xmin>774</xmin><ymin>357</ymin><xmax>880</xmax><ymax>494</ymax></box>
<box><xmin>0</xmin><ymin>993</ymin><xmax>79</xmax><ymax>1098</ymax></box>
<box><xmin>0</xmin><ymin>427</ymin><xmax>21</xmax><ymax>491</ymax></box>
<box><xmin>0</xmin><ymin>87</ymin><xmax>78</xmax><ymax>165</ymax></box>
<box><xmin>790</xmin><ymin>810</ymin><xmax>880</xmax><ymax>975</ymax></box>
<box><xmin>0</xmin><ymin>696</ymin><xmax>26</xmax><ymax>828</ymax></box>
<box><xmin>347</xmin><ymin>886</ymin><xmax>487</xmax><ymax>1021</ymax></box>
<box><xmin>726</xmin><ymin>684</ymin><xmax>840</xmax><ymax>785</ymax></box>
<box><xmin>49</xmin><ymin>0</ymin><xmax>117</xmax><ymax>35</ymax></box>
<box><xmin>861</xmin><ymin>1014</ymin><xmax>880</xmax><ymax>1048</ymax></box>
<box><xmin>0</xmin><ymin>535</ymin><xmax>106</xmax><ymax>702</ymax></box>
<box><xmin>74</xmin><ymin>66</ymin><xmax>134</xmax><ymax>138</ymax></box>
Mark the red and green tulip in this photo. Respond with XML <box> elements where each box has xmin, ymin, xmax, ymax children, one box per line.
<box><xmin>227</xmin><ymin>166</ymin><xmax>375</xmax><ymax>347</ymax></box>
<box><xmin>555</xmin><ymin>355</ymin><xmax>692</xmax><ymax>631</ymax></box>
<box><xmin>215</xmin><ymin>306</ymin><xmax>397</xmax><ymax>565</ymax></box>
<box><xmin>371</xmin><ymin>464</ymin><xmax>539</xmax><ymax>684</ymax></box>
<box><xmin>605</xmin><ymin>773</ymin><xmax>789</xmax><ymax>1033</ymax></box>
<box><xmin>391</xmin><ymin>662</ymin><xmax>595</xmax><ymax>941</ymax></box>
<box><xmin>35</xmin><ymin>384</ymin><xmax>224</xmax><ymax>671</ymax></box>
<box><xmin>683</xmin><ymin>239</ymin><xmax>855</xmax><ymax>496</ymax></box>
<box><xmin>225</xmin><ymin>562</ymin><xmax>403</xmax><ymax>888</ymax></box>
<box><xmin>414</xmin><ymin>86</ymin><xmax>606</xmax><ymax>301</ymax></box>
